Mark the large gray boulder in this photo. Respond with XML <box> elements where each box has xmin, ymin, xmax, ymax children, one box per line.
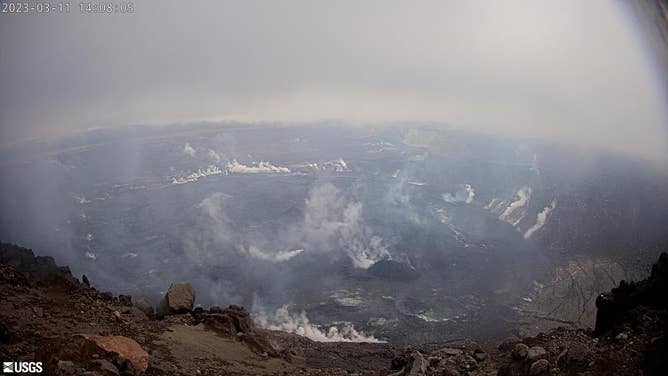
<box><xmin>157</xmin><ymin>283</ymin><xmax>196</xmax><ymax>316</ymax></box>
<box><xmin>132</xmin><ymin>297</ymin><xmax>154</xmax><ymax>316</ymax></box>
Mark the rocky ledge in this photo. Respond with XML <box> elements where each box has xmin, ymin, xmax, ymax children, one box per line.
<box><xmin>0</xmin><ymin>242</ymin><xmax>666</xmax><ymax>375</ymax></box>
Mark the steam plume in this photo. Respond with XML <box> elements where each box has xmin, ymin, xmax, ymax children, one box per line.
<box><xmin>255</xmin><ymin>305</ymin><xmax>384</xmax><ymax>343</ymax></box>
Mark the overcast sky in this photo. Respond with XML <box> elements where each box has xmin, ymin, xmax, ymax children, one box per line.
<box><xmin>1</xmin><ymin>0</ymin><xmax>667</xmax><ymax>160</ymax></box>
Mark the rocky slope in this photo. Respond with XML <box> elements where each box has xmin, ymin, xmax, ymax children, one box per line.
<box><xmin>0</xmin><ymin>242</ymin><xmax>666</xmax><ymax>375</ymax></box>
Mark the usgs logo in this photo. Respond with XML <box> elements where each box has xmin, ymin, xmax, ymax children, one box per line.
<box><xmin>2</xmin><ymin>362</ymin><xmax>43</xmax><ymax>374</ymax></box>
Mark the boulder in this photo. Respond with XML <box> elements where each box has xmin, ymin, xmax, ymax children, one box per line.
<box><xmin>527</xmin><ymin>346</ymin><xmax>547</xmax><ymax>361</ymax></box>
<box><xmin>406</xmin><ymin>351</ymin><xmax>427</xmax><ymax>376</ymax></box>
<box><xmin>529</xmin><ymin>359</ymin><xmax>549</xmax><ymax>375</ymax></box>
<box><xmin>473</xmin><ymin>349</ymin><xmax>488</xmax><ymax>361</ymax></box>
<box><xmin>112</xmin><ymin>310</ymin><xmax>125</xmax><ymax>323</ymax></box>
<box><xmin>201</xmin><ymin>305</ymin><xmax>252</xmax><ymax>336</ymax></box>
<box><xmin>462</xmin><ymin>354</ymin><xmax>477</xmax><ymax>370</ymax></box>
<box><xmin>157</xmin><ymin>283</ymin><xmax>196</xmax><ymax>315</ymax></box>
<box><xmin>391</xmin><ymin>353</ymin><xmax>411</xmax><ymax>370</ymax></box>
<box><xmin>117</xmin><ymin>295</ymin><xmax>132</xmax><ymax>306</ymax></box>
<box><xmin>118</xmin><ymin>306</ymin><xmax>148</xmax><ymax>321</ymax></box>
<box><xmin>79</xmin><ymin>334</ymin><xmax>149</xmax><ymax>373</ymax></box>
<box><xmin>498</xmin><ymin>362</ymin><xmax>528</xmax><ymax>376</ymax></box>
<box><xmin>91</xmin><ymin>359</ymin><xmax>120</xmax><ymax>376</ymax></box>
<box><xmin>557</xmin><ymin>343</ymin><xmax>589</xmax><ymax>367</ymax></box>
<box><xmin>132</xmin><ymin>297</ymin><xmax>154</xmax><ymax>316</ymax></box>
<box><xmin>512</xmin><ymin>343</ymin><xmax>529</xmax><ymax>360</ymax></box>
<box><xmin>388</xmin><ymin>352</ymin><xmax>427</xmax><ymax>376</ymax></box>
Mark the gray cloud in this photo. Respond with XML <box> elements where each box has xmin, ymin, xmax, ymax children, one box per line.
<box><xmin>1</xmin><ymin>0</ymin><xmax>667</xmax><ymax>159</ymax></box>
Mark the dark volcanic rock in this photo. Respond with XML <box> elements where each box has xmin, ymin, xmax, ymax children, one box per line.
<box><xmin>526</xmin><ymin>346</ymin><xmax>546</xmax><ymax>361</ymax></box>
<box><xmin>91</xmin><ymin>359</ymin><xmax>120</xmax><ymax>375</ymax></box>
<box><xmin>0</xmin><ymin>242</ymin><xmax>76</xmax><ymax>284</ymax></box>
<box><xmin>0</xmin><ymin>263</ymin><xmax>29</xmax><ymax>286</ymax></box>
<box><xmin>405</xmin><ymin>351</ymin><xmax>427</xmax><ymax>375</ymax></box>
<box><xmin>557</xmin><ymin>343</ymin><xmax>589</xmax><ymax>367</ymax></box>
<box><xmin>156</xmin><ymin>282</ymin><xmax>196</xmax><ymax>316</ymax></box>
<box><xmin>117</xmin><ymin>295</ymin><xmax>132</xmax><ymax>306</ymax></box>
<box><xmin>131</xmin><ymin>297</ymin><xmax>154</xmax><ymax>316</ymax></box>
<box><xmin>99</xmin><ymin>291</ymin><xmax>113</xmax><ymax>301</ymax></box>
<box><xmin>199</xmin><ymin>305</ymin><xmax>252</xmax><ymax>336</ymax></box>
<box><xmin>391</xmin><ymin>353</ymin><xmax>410</xmax><ymax>370</ymax></box>
<box><xmin>529</xmin><ymin>359</ymin><xmax>549</xmax><ymax>375</ymax></box>
<box><xmin>0</xmin><ymin>320</ymin><xmax>9</xmax><ymax>342</ymax></box>
<box><xmin>191</xmin><ymin>304</ymin><xmax>285</xmax><ymax>359</ymax></box>
<box><xmin>368</xmin><ymin>259</ymin><xmax>419</xmax><ymax>281</ymax></box>
<box><xmin>511</xmin><ymin>343</ymin><xmax>529</xmax><ymax>360</ymax></box>
<box><xmin>595</xmin><ymin>252</ymin><xmax>667</xmax><ymax>335</ymax></box>
<box><xmin>645</xmin><ymin>310</ymin><xmax>668</xmax><ymax>376</ymax></box>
